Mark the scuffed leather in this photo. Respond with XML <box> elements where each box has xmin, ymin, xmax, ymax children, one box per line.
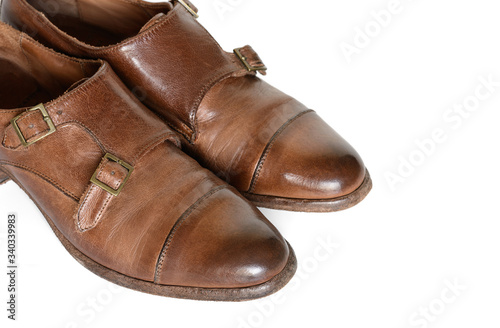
<box><xmin>249</xmin><ymin>111</ymin><xmax>366</xmax><ymax>199</ymax></box>
<box><xmin>155</xmin><ymin>187</ymin><xmax>288</xmax><ymax>287</ymax></box>
<box><xmin>0</xmin><ymin>24</ymin><xmax>290</xmax><ymax>288</ymax></box>
<box><xmin>1</xmin><ymin>0</ymin><xmax>368</xmax><ymax>201</ymax></box>
<box><xmin>1</xmin><ymin>0</ymin><xmax>252</xmax><ymax>140</ymax></box>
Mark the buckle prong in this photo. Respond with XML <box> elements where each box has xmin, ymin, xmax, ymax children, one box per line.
<box><xmin>11</xmin><ymin>104</ymin><xmax>56</xmax><ymax>147</ymax></box>
<box><xmin>90</xmin><ymin>153</ymin><xmax>134</xmax><ymax>197</ymax></box>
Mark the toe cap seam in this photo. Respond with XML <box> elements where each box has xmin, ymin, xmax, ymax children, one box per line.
<box><xmin>247</xmin><ymin>109</ymin><xmax>314</xmax><ymax>194</ymax></box>
<box><xmin>154</xmin><ymin>185</ymin><xmax>228</xmax><ymax>283</ymax></box>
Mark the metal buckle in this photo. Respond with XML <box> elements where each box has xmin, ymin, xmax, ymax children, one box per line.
<box><xmin>11</xmin><ymin>104</ymin><xmax>56</xmax><ymax>147</ymax></box>
<box><xmin>90</xmin><ymin>153</ymin><xmax>134</xmax><ymax>197</ymax></box>
<box><xmin>234</xmin><ymin>48</ymin><xmax>268</xmax><ymax>73</ymax></box>
<box><xmin>178</xmin><ymin>0</ymin><xmax>199</xmax><ymax>18</ymax></box>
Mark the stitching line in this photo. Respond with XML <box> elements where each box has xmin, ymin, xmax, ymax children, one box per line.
<box><xmin>76</xmin><ymin>156</ymin><xmax>118</xmax><ymax>233</ymax></box>
<box><xmin>153</xmin><ymin>185</ymin><xmax>227</xmax><ymax>283</ymax></box>
<box><xmin>0</xmin><ymin>161</ymin><xmax>79</xmax><ymax>200</ymax></box>
<box><xmin>248</xmin><ymin>110</ymin><xmax>314</xmax><ymax>193</ymax></box>
<box><xmin>132</xmin><ymin>131</ymin><xmax>178</xmax><ymax>164</ymax></box>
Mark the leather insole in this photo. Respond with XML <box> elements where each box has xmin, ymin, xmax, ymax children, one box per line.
<box><xmin>50</xmin><ymin>15</ymin><xmax>125</xmax><ymax>46</ymax></box>
<box><xmin>26</xmin><ymin>0</ymin><xmax>169</xmax><ymax>47</ymax></box>
<box><xmin>0</xmin><ymin>58</ymin><xmax>53</xmax><ymax>108</ymax></box>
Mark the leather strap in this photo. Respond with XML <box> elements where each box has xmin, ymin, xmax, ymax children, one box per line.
<box><xmin>78</xmin><ymin>154</ymin><xmax>131</xmax><ymax>231</ymax></box>
<box><xmin>3</xmin><ymin>64</ymin><xmax>180</xmax><ymax>153</ymax></box>
<box><xmin>234</xmin><ymin>46</ymin><xmax>267</xmax><ymax>75</ymax></box>
<box><xmin>93</xmin><ymin>4</ymin><xmax>265</xmax><ymax>141</ymax></box>
<box><xmin>3</xmin><ymin>107</ymin><xmax>53</xmax><ymax>149</ymax></box>
<box><xmin>1</xmin><ymin>64</ymin><xmax>180</xmax><ymax>232</ymax></box>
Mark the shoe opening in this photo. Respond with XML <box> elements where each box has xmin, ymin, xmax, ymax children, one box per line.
<box><xmin>26</xmin><ymin>0</ymin><xmax>174</xmax><ymax>47</ymax></box>
<box><xmin>0</xmin><ymin>23</ymin><xmax>101</xmax><ymax>109</ymax></box>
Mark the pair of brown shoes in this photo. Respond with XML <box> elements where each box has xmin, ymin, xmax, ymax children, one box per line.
<box><xmin>0</xmin><ymin>0</ymin><xmax>372</xmax><ymax>301</ymax></box>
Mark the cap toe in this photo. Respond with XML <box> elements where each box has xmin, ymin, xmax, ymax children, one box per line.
<box><xmin>155</xmin><ymin>186</ymin><xmax>290</xmax><ymax>288</ymax></box>
<box><xmin>250</xmin><ymin>111</ymin><xmax>366</xmax><ymax>200</ymax></box>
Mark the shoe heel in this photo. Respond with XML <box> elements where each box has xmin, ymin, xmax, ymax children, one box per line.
<box><xmin>0</xmin><ymin>170</ymin><xmax>10</xmax><ymax>185</ymax></box>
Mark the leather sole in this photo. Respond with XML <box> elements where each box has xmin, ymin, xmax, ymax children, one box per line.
<box><xmin>243</xmin><ymin>170</ymin><xmax>373</xmax><ymax>213</ymax></box>
<box><xmin>3</xmin><ymin>172</ymin><xmax>298</xmax><ymax>302</ymax></box>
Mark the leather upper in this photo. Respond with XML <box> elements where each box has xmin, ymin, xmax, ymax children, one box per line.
<box><xmin>1</xmin><ymin>0</ymin><xmax>367</xmax><ymax>201</ymax></box>
<box><xmin>0</xmin><ymin>23</ymin><xmax>289</xmax><ymax>288</ymax></box>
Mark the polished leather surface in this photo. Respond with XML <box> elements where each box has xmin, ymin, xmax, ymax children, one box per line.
<box><xmin>0</xmin><ymin>24</ymin><xmax>290</xmax><ymax>288</ymax></box>
<box><xmin>1</xmin><ymin>0</ymin><xmax>368</xmax><ymax>201</ymax></box>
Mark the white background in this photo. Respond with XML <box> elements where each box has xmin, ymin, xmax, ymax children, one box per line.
<box><xmin>1</xmin><ymin>0</ymin><xmax>499</xmax><ymax>327</ymax></box>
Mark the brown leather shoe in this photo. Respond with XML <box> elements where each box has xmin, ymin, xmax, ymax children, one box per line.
<box><xmin>0</xmin><ymin>23</ymin><xmax>296</xmax><ymax>301</ymax></box>
<box><xmin>1</xmin><ymin>0</ymin><xmax>372</xmax><ymax>212</ymax></box>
